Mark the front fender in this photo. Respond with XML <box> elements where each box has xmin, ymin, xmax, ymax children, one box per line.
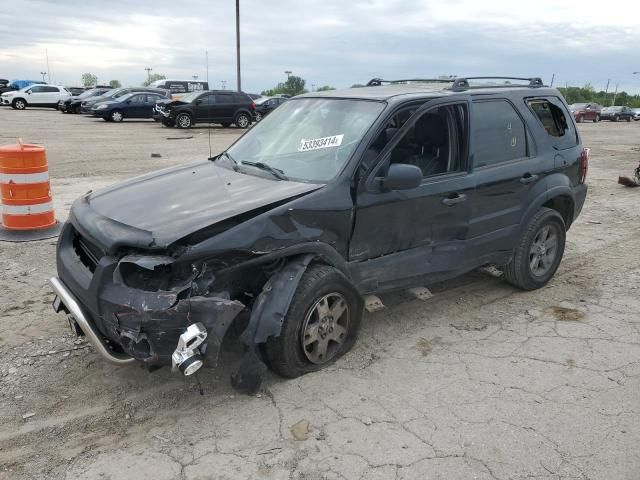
<box><xmin>231</xmin><ymin>254</ymin><xmax>315</xmax><ymax>393</ymax></box>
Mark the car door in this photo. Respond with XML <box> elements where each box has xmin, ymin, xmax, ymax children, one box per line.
<box><xmin>144</xmin><ymin>94</ymin><xmax>163</xmax><ymax>118</ymax></box>
<box><xmin>27</xmin><ymin>85</ymin><xmax>47</xmax><ymax>105</ymax></box>
<box><xmin>349</xmin><ymin>97</ymin><xmax>474</xmax><ymax>292</ymax></box>
<box><xmin>215</xmin><ymin>93</ymin><xmax>235</xmax><ymax>122</ymax></box>
<box><xmin>468</xmin><ymin>97</ymin><xmax>557</xmax><ymax>259</ymax></box>
<box><xmin>124</xmin><ymin>94</ymin><xmax>146</xmax><ymax>118</ymax></box>
<box><xmin>194</xmin><ymin>93</ymin><xmax>214</xmax><ymax>121</ymax></box>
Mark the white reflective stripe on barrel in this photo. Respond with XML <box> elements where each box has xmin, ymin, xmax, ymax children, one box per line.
<box><xmin>0</xmin><ymin>171</ymin><xmax>50</xmax><ymax>184</ymax></box>
<box><xmin>1</xmin><ymin>202</ymin><xmax>54</xmax><ymax>215</ymax></box>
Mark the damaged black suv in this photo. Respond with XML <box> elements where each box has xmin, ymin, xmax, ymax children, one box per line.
<box><xmin>51</xmin><ymin>76</ymin><xmax>588</xmax><ymax>393</ymax></box>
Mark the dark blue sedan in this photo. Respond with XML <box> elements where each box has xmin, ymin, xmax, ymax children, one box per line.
<box><xmin>91</xmin><ymin>92</ymin><xmax>166</xmax><ymax>122</ymax></box>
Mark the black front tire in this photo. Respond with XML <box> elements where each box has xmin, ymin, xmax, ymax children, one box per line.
<box><xmin>264</xmin><ymin>264</ymin><xmax>363</xmax><ymax>378</ymax></box>
<box><xmin>503</xmin><ymin>208</ymin><xmax>566</xmax><ymax>291</ymax></box>
<box><xmin>176</xmin><ymin>113</ymin><xmax>192</xmax><ymax>129</ymax></box>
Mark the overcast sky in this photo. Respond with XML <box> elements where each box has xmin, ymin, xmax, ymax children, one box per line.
<box><xmin>1</xmin><ymin>0</ymin><xmax>639</xmax><ymax>94</ymax></box>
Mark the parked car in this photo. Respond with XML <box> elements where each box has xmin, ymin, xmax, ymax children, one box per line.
<box><xmin>254</xmin><ymin>96</ymin><xmax>287</xmax><ymax>121</ymax></box>
<box><xmin>1</xmin><ymin>84</ymin><xmax>71</xmax><ymax>109</ymax></box>
<box><xmin>66</xmin><ymin>87</ymin><xmax>87</xmax><ymax>96</ymax></box>
<box><xmin>0</xmin><ymin>79</ymin><xmax>45</xmax><ymax>96</ymax></box>
<box><xmin>156</xmin><ymin>90</ymin><xmax>255</xmax><ymax>128</ymax></box>
<box><xmin>600</xmin><ymin>106</ymin><xmax>635</xmax><ymax>122</ymax></box>
<box><xmin>569</xmin><ymin>103</ymin><xmax>602</xmax><ymax>123</ymax></box>
<box><xmin>633</xmin><ymin>108</ymin><xmax>640</xmax><ymax>121</ymax></box>
<box><xmin>50</xmin><ymin>76</ymin><xmax>588</xmax><ymax>393</ymax></box>
<box><xmin>59</xmin><ymin>87</ymin><xmax>112</xmax><ymax>113</ymax></box>
<box><xmin>81</xmin><ymin>87</ymin><xmax>170</xmax><ymax>113</ymax></box>
<box><xmin>149</xmin><ymin>79</ymin><xmax>209</xmax><ymax>99</ymax></box>
<box><xmin>91</xmin><ymin>91</ymin><xmax>168</xmax><ymax>122</ymax></box>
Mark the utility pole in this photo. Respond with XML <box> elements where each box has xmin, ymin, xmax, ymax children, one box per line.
<box><xmin>45</xmin><ymin>48</ymin><xmax>51</xmax><ymax>83</ymax></box>
<box><xmin>604</xmin><ymin>79</ymin><xmax>610</xmax><ymax>106</ymax></box>
<box><xmin>144</xmin><ymin>67</ymin><xmax>152</xmax><ymax>82</ymax></box>
<box><xmin>612</xmin><ymin>84</ymin><xmax>619</xmax><ymax>106</ymax></box>
<box><xmin>40</xmin><ymin>71</ymin><xmax>47</xmax><ymax>82</ymax></box>
<box><xmin>312</xmin><ymin>84</ymin><xmax>316</xmax><ymax>92</ymax></box>
<box><xmin>221</xmin><ymin>80</ymin><xmax>227</xmax><ymax>90</ymax></box>
<box><xmin>236</xmin><ymin>0</ymin><xmax>241</xmax><ymax>92</ymax></box>
<box><xmin>550</xmin><ymin>73</ymin><xmax>555</xmax><ymax>87</ymax></box>
<box><xmin>205</xmin><ymin>51</ymin><xmax>209</xmax><ymax>85</ymax></box>
<box><xmin>192</xmin><ymin>75</ymin><xmax>198</xmax><ymax>80</ymax></box>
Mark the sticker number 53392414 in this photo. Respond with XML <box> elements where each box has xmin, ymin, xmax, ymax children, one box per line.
<box><xmin>298</xmin><ymin>134</ymin><xmax>344</xmax><ymax>152</ymax></box>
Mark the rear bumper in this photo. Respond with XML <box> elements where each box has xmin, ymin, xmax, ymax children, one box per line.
<box><xmin>573</xmin><ymin>183</ymin><xmax>588</xmax><ymax>221</ymax></box>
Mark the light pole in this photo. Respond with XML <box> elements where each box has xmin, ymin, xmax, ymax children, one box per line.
<box><xmin>221</xmin><ymin>80</ymin><xmax>227</xmax><ymax>90</ymax></box>
<box><xmin>312</xmin><ymin>84</ymin><xmax>316</xmax><ymax>92</ymax></box>
<box><xmin>40</xmin><ymin>71</ymin><xmax>47</xmax><ymax>82</ymax></box>
<box><xmin>284</xmin><ymin>70</ymin><xmax>292</xmax><ymax>80</ymax></box>
<box><xmin>144</xmin><ymin>67</ymin><xmax>152</xmax><ymax>82</ymax></box>
<box><xmin>236</xmin><ymin>0</ymin><xmax>241</xmax><ymax>92</ymax></box>
<box><xmin>192</xmin><ymin>75</ymin><xmax>199</xmax><ymax>80</ymax></box>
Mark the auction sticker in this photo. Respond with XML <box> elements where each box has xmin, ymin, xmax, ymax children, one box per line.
<box><xmin>298</xmin><ymin>134</ymin><xmax>344</xmax><ymax>152</ymax></box>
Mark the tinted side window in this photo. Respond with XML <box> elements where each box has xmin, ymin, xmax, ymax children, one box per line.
<box><xmin>130</xmin><ymin>94</ymin><xmax>145</xmax><ymax>103</ymax></box>
<box><xmin>216</xmin><ymin>94</ymin><xmax>233</xmax><ymax>104</ymax></box>
<box><xmin>30</xmin><ymin>85</ymin><xmax>44</xmax><ymax>93</ymax></box>
<box><xmin>43</xmin><ymin>86</ymin><xmax>59</xmax><ymax>93</ymax></box>
<box><xmin>472</xmin><ymin>100</ymin><xmax>526</xmax><ymax>167</ymax></box>
<box><xmin>197</xmin><ymin>94</ymin><xmax>213</xmax><ymax>105</ymax></box>
<box><xmin>232</xmin><ymin>93</ymin><xmax>249</xmax><ymax>103</ymax></box>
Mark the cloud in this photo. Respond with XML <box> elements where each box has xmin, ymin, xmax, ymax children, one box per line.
<box><xmin>0</xmin><ymin>0</ymin><xmax>639</xmax><ymax>94</ymax></box>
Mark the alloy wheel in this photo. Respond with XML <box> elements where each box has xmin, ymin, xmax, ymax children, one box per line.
<box><xmin>529</xmin><ymin>224</ymin><xmax>560</xmax><ymax>277</ymax></box>
<box><xmin>300</xmin><ymin>293</ymin><xmax>350</xmax><ymax>364</ymax></box>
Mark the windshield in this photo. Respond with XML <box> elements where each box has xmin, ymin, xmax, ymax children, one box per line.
<box><xmin>113</xmin><ymin>89</ymin><xmax>132</xmax><ymax>98</ymax></box>
<box><xmin>77</xmin><ymin>89</ymin><xmax>97</xmax><ymax>99</ymax></box>
<box><xmin>178</xmin><ymin>91</ymin><xmax>203</xmax><ymax>103</ymax></box>
<box><xmin>224</xmin><ymin>98</ymin><xmax>385</xmax><ymax>182</ymax></box>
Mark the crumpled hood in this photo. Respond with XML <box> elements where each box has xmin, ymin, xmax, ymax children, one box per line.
<box><xmin>73</xmin><ymin>161</ymin><xmax>322</xmax><ymax>251</ymax></box>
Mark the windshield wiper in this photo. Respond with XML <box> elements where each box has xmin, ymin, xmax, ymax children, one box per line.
<box><xmin>211</xmin><ymin>151</ymin><xmax>239</xmax><ymax>171</ymax></box>
<box><xmin>240</xmin><ymin>161</ymin><xmax>288</xmax><ymax>180</ymax></box>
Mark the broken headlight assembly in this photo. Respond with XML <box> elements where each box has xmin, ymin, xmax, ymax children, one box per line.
<box><xmin>114</xmin><ymin>255</ymin><xmax>196</xmax><ymax>293</ymax></box>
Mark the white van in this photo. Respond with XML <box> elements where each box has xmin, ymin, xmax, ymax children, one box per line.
<box><xmin>149</xmin><ymin>79</ymin><xmax>209</xmax><ymax>99</ymax></box>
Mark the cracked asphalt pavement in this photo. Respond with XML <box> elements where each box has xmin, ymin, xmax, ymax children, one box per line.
<box><xmin>0</xmin><ymin>109</ymin><xmax>639</xmax><ymax>479</ymax></box>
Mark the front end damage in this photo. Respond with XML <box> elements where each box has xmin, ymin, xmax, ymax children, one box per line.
<box><xmin>52</xmin><ymin>216</ymin><xmax>320</xmax><ymax>392</ymax></box>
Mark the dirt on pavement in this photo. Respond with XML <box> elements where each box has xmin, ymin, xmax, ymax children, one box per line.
<box><xmin>0</xmin><ymin>108</ymin><xmax>639</xmax><ymax>480</ymax></box>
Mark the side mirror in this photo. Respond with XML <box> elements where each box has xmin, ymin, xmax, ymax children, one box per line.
<box><xmin>26</xmin><ymin>90</ymin><xmax>32</xmax><ymax>94</ymax></box>
<box><xmin>195</xmin><ymin>99</ymin><xmax>202</xmax><ymax>105</ymax></box>
<box><xmin>383</xmin><ymin>163</ymin><xmax>422</xmax><ymax>190</ymax></box>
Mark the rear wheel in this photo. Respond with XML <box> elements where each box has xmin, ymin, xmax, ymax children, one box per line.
<box><xmin>594</xmin><ymin>114</ymin><xmax>600</xmax><ymax>122</ymax></box>
<box><xmin>576</xmin><ymin>115</ymin><xmax>583</xmax><ymax>123</ymax></box>
<box><xmin>265</xmin><ymin>264</ymin><xmax>363</xmax><ymax>378</ymax></box>
<box><xmin>503</xmin><ymin>208</ymin><xmax>566</xmax><ymax>291</ymax></box>
<box><xmin>234</xmin><ymin>113</ymin><xmax>250</xmax><ymax>129</ymax></box>
<box><xmin>614</xmin><ymin>115</ymin><xmax>620</xmax><ymax>122</ymax></box>
<box><xmin>12</xmin><ymin>99</ymin><xmax>26</xmax><ymax>110</ymax></box>
<box><xmin>255</xmin><ymin>112</ymin><xmax>263</xmax><ymax>122</ymax></box>
<box><xmin>176</xmin><ymin>113</ymin><xmax>192</xmax><ymax>129</ymax></box>
<box><xmin>627</xmin><ymin>116</ymin><xmax>632</xmax><ymax>123</ymax></box>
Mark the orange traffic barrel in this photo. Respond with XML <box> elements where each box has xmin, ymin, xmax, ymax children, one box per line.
<box><xmin>0</xmin><ymin>139</ymin><xmax>61</xmax><ymax>242</ymax></box>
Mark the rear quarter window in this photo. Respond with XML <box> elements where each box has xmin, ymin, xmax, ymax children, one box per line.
<box><xmin>527</xmin><ymin>97</ymin><xmax>577</xmax><ymax>150</ymax></box>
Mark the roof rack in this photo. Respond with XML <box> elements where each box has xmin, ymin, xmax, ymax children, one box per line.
<box><xmin>366</xmin><ymin>78</ymin><xmax>454</xmax><ymax>87</ymax></box>
<box><xmin>366</xmin><ymin>76</ymin><xmax>545</xmax><ymax>91</ymax></box>
<box><xmin>450</xmin><ymin>76</ymin><xmax>544</xmax><ymax>91</ymax></box>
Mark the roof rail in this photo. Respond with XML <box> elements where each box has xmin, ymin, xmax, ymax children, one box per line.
<box><xmin>450</xmin><ymin>76</ymin><xmax>544</xmax><ymax>91</ymax></box>
<box><xmin>366</xmin><ymin>78</ymin><xmax>454</xmax><ymax>87</ymax></box>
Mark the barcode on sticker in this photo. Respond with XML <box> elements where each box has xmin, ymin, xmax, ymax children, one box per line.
<box><xmin>298</xmin><ymin>134</ymin><xmax>344</xmax><ymax>152</ymax></box>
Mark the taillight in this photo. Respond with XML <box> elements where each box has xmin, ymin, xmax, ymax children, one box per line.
<box><xmin>579</xmin><ymin>147</ymin><xmax>590</xmax><ymax>184</ymax></box>
<box><xmin>250</xmin><ymin>102</ymin><xmax>256</xmax><ymax>110</ymax></box>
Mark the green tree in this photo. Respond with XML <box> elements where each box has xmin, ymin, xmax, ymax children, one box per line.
<box><xmin>142</xmin><ymin>73</ymin><xmax>166</xmax><ymax>87</ymax></box>
<box><xmin>261</xmin><ymin>75</ymin><xmax>308</xmax><ymax>97</ymax></box>
<box><xmin>315</xmin><ymin>85</ymin><xmax>335</xmax><ymax>91</ymax></box>
<box><xmin>350</xmin><ymin>83</ymin><xmax>365</xmax><ymax>88</ymax></box>
<box><xmin>109</xmin><ymin>79</ymin><xmax>122</xmax><ymax>88</ymax></box>
<box><xmin>81</xmin><ymin>73</ymin><xmax>98</xmax><ymax>88</ymax></box>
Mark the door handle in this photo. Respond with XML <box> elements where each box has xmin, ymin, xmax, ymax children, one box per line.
<box><xmin>519</xmin><ymin>173</ymin><xmax>539</xmax><ymax>184</ymax></box>
<box><xmin>441</xmin><ymin>193</ymin><xmax>467</xmax><ymax>206</ymax></box>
